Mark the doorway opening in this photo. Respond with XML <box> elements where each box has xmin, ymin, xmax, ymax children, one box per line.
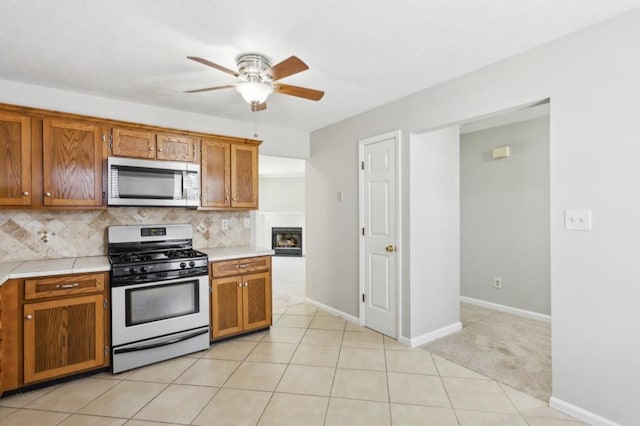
<box><xmin>254</xmin><ymin>155</ymin><xmax>306</xmax><ymax>310</ymax></box>
<box><xmin>424</xmin><ymin>100</ymin><xmax>552</xmax><ymax>401</ymax></box>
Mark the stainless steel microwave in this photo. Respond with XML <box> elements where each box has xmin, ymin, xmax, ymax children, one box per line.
<box><xmin>107</xmin><ymin>157</ymin><xmax>200</xmax><ymax>207</ymax></box>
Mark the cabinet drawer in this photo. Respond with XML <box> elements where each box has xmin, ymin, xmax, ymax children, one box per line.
<box><xmin>211</xmin><ymin>256</ymin><xmax>271</xmax><ymax>277</ymax></box>
<box><xmin>25</xmin><ymin>273</ymin><xmax>105</xmax><ymax>300</ymax></box>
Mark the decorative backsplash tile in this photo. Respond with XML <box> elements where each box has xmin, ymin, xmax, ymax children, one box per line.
<box><xmin>0</xmin><ymin>208</ymin><xmax>250</xmax><ymax>261</ymax></box>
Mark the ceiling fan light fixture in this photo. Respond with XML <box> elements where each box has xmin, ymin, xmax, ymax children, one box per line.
<box><xmin>236</xmin><ymin>81</ymin><xmax>273</xmax><ymax>105</ymax></box>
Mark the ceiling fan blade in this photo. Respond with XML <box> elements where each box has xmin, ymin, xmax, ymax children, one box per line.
<box><xmin>273</xmin><ymin>83</ymin><xmax>324</xmax><ymax>101</ymax></box>
<box><xmin>184</xmin><ymin>84</ymin><xmax>235</xmax><ymax>93</ymax></box>
<box><xmin>271</xmin><ymin>56</ymin><xmax>309</xmax><ymax>81</ymax></box>
<box><xmin>187</xmin><ymin>56</ymin><xmax>239</xmax><ymax>77</ymax></box>
<box><xmin>251</xmin><ymin>102</ymin><xmax>267</xmax><ymax>112</ymax></box>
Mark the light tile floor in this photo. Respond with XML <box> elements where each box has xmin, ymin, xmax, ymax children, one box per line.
<box><xmin>0</xmin><ymin>303</ymin><xmax>584</xmax><ymax>425</ymax></box>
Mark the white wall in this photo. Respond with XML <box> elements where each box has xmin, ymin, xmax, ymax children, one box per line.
<box><xmin>259</xmin><ymin>177</ymin><xmax>305</xmax><ymax>213</ymax></box>
<box><xmin>0</xmin><ymin>79</ymin><xmax>310</xmax><ymax>158</ymax></box>
<box><xmin>460</xmin><ymin>117</ymin><xmax>550</xmax><ymax>315</ymax></box>
<box><xmin>307</xmin><ymin>9</ymin><xmax>640</xmax><ymax>425</ymax></box>
<box><xmin>409</xmin><ymin>127</ymin><xmax>460</xmax><ymax>339</ymax></box>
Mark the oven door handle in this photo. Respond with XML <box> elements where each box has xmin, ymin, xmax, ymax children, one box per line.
<box><xmin>113</xmin><ymin>328</ymin><xmax>209</xmax><ymax>354</ymax></box>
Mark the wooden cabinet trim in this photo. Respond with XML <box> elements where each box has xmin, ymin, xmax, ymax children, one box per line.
<box><xmin>25</xmin><ymin>273</ymin><xmax>105</xmax><ymax>300</ymax></box>
<box><xmin>111</xmin><ymin>127</ymin><xmax>156</xmax><ymax>159</ymax></box>
<box><xmin>0</xmin><ymin>102</ymin><xmax>261</xmax><ymax>148</ymax></box>
<box><xmin>211</xmin><ymin>275</ymin><xmax>244</xmax><ymax>338</ymax></box>
<box><xmin>0</xmin><ymin>112</ymin><xmax>32</xmax><ymax>206</ymax></box>
<box><xmin>23</xmin><ymin>293</ymin><xmax>105</xmax><ymax>384</ymax></box>
<box><xmin>210</xmin><ymin>256</ymin><xmax>272</xmax><ymax>340</ymax></box>
<box><xmin>211</xmin><ymin>256</ymin><xmax>271</xmax><ymax>278</ymax></box>
<box><xmin>242</xmin><ymin>271</ymin><xmax>272</xmax><ymax>332</ymax></box>
<box><xmin>42</xmin><ymin>118</ymin><xmax>104</xmax><ymax>207</ymax></box>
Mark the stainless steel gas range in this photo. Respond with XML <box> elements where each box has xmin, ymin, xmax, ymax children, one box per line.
<box><xmin>107</xmin><ymin>224</ymin><xmax>210</xmax><ymax>373</ymax></box>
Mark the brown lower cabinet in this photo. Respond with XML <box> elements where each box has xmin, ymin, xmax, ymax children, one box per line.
<box><xmin>210</xmin><ymin>256</ymin><xmax>272</xmax><ymax>339</ymax></box>
<box><xmin>0</xmin><ymin>272</ymin><xmax>110</xmax><ymax>393</ymax></box>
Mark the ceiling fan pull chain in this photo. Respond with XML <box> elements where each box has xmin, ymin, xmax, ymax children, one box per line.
<box><xmin>253</xmin><ymin>112</ymin><xmax>258</xmax><ymax>138</ymax></box>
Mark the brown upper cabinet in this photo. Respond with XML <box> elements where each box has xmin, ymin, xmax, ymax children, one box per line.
<box><xmin>0</xmin><ymin>103</ymin><xmax>261</xmax><ymax>210</ymax></box>
<box><xmin>0</xmin><ymin>111</ymin><xmax>32</xmax><ymax>206</ymax></box>
<box><xmin>112</xmin><ymin>127</ymin><xmax>197</xmax><ymax>162</ymax></box>
<box><xmin>42</xmin><ymin>119</ymin><xmax>105</xmax><ymax>207</ymax></box>
<box><xmin>201</xmin><ymin>138</ymin><xmax>258</xmax><ymax>209</ymax></box>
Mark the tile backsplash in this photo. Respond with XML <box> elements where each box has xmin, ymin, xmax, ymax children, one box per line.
<box><xmin>0</xmin><ymin>208</ymin><xmax>250</xmax><ymax>261</ymax></box>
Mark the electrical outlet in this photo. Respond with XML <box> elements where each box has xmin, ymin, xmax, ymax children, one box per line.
<box><xmin>493</xmin><ymin>277</ymin><xmax>502</xmax><ymax>289</ymax></box>
<box><xmin>244</xmin><ymin>218</ymin><xmax>251</xmax><ymax>229</ymax></box>
<box><xmin>221</xmin><ymin>219</ymin><xmax>228</xmax><ymax>231</ymax></box>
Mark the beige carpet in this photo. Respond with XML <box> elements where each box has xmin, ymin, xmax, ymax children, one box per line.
<box><xmin>423</xmin><ymin>302</ymin><xmax>551</xmax><ymax>401</ymax></box>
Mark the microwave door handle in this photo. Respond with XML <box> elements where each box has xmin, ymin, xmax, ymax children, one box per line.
<box><xmin>175</xmin><ymin>171</ymin><xmax>183</xmax><ymax>200</ymax></box>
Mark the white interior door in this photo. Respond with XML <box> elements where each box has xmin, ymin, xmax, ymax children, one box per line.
<box><xmin>360</xmin><ymin>132</ymin><xmax>398</xmax><ymax>338</ymax></box>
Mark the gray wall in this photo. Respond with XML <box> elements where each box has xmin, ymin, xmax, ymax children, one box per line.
<box><xmin>307</xmin><ymin>9</ymin><xmax>640</xmax><ymax>424</ymax></box>
<box><xmin>460</xmin><ymin>117</ymin><xmax>550</xmax><ymax>315</ymax></box>
<box><xmin>409</xmin><ymin>128</ymin><xmax>460</xmax><ymax>338</ymax></box>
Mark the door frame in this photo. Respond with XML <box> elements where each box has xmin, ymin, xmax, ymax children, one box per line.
<box><xmin>358</xmin><ymin>130</ymin><xmax>402</xmax><ymax>339</ymax></box>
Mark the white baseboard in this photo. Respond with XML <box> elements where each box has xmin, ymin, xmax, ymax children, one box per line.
<box><xmin>399</xmin><ymin>322</ymin><xmax>462</xmax><ymax>347</ymax></box>
<box><xmin>305</xmin><ymin>297</ymin><xmax>360</xmax><ymax>324</ymax></box>
<box><xmin>549</xmin><ymin>397</ymin><xmax>622</xmax><ymax>426</ymax></box>
<box><xmin>460</xmin><ymin>296</ymin><xmax>551</xmax><ymax>323</ymax></box>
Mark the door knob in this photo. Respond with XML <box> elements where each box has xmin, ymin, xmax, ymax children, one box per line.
<box><xmin>385</xmin><ymin>245</ymin><xmax>395</xmax><ymax>253</ymax></box>
<box><xmin>44</xmin><ymin>192</ymin><xmax>51</xmax><ymax>197</ymax></box>
<box><xmin>25</xmin><ymin>314</ymin><xmax>33</xmax><ymax>320</ymax></box>
<box><xmin>22</xmin><ymin>191</ymin><xmax>29</xmax><ymax>196</ymax></box>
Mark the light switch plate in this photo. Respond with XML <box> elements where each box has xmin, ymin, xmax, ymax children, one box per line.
<box><xmin>244</xmin><ymin>218</ymin><xmax>251</xmax><ymax>229</ymax></box>
<box><xmin>564</xmin><ymin>209</ymin><xmax>592</xmax><ymax>231</ymax></box>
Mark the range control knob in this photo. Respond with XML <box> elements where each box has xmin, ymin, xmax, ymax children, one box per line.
<box><xmin>189</xmin><ymin>261</ymin><xmax>196</xmax><ymax>267</ymax></box>
<box><xmin>129</xmin><ymin>267</ymin><xmax>138</xmax><ymax>274</ymax></box>
<box><xmin>140</xmin><ymin>266</ymin><xmax>148</xmax><ymax>273</ymax></box>
<box><xmin>180</xmin><ymin>262</ymin><xmax>187</xmax><ymax>269</ymax></box>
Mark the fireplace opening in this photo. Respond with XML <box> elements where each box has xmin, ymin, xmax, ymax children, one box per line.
<box><xmin>272</xmin><ymin>227</ymin><xmax>302</xmax><ymax>257</ymax></box>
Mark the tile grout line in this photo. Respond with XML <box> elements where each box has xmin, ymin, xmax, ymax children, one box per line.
<box><xmin>430</xmin><ymin>351</ymin><xmax>462</xmax><ymax>426</ymax></box>
<box><xmin>322</xmin><ymin>313</ymin><xmax>347</xmax><ymax>425</ymax></box>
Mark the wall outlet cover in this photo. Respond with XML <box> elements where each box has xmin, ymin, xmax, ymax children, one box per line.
<box><xmin>564</xmin><ymin>209</ymin><xmax>592</xmax><ymax>231</ymax></box>
<box><xmin>221</xmin><ymin>219</ymin><xmax>229</xmax><ymax>231</ymax></box>
<box><xmin>244</xmin><ymin>218</ymin><xmax>251</xmax><ymax>229</ymax></box>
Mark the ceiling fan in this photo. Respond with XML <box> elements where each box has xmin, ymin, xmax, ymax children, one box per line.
<box><xmin>185</xmin><ymin>53</ymin><xmax>324</xmax><ymax>111</ymax></box>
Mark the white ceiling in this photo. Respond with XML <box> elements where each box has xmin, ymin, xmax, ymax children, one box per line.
<box><xmin>0</xmin><ymin>1</ymin><xmax>638</xmax><ymax>133</ymax></box>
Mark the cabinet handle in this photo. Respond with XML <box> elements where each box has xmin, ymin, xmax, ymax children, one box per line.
<box><xmin>44</xmin><ymin>192</ymin><xmax>51</xmax><ymax>197</ymax></box>
<box><xmin>244</xmin><ymin>282</ymin><xmax>248</xmax><ymax>287</ymax></box>
<box><xmin>22</xmin><ymin>191</ymin><xmax>29</xmax><ymax>196</ymax></box>
<box><xmin>55</xmin><ymin>283</ymin><xmax>79</xmax><ymax>289</ymax></box>
<box><xmin>225</xmin><ymin>196</ymin><xmax>229</xmax><ymax>201</ymax></box>
<box><xmin>236</xmin><ymin>263</ymin><xmax>250</xmax><ymax>269</ymax></box>
<box><xmin>25</xmin><ymin>314</ymin><xmax>33</xmax><ymax>320</ymax></box>
<box><xmin>232</xmin><ymin>197</ymin><xmax>237</xmax><ymax>202</ymax></box>
<box><xmin>158</xmin><ymin>148</ymin><xmax>163</xmax><ymax>152</ymax></box>
<box><xmin>149</xmin><ymin>147</ymin><xmax>155</xmax><ymax>151</ymax></box>
<box><xmin>238</xmin><ymin>282</ymin><xmax>242</xmax><ymax>287</ymax></box>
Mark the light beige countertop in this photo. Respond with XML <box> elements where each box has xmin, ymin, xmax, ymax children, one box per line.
<box><xmin>201</xmin><ymin>246</ymin><xmax>274</xmax><ymax>262</ymax></box>
<box><xmin>0</xmin><ymin>246</ymin><xmax>274</xmax><ymax>286</ymax></box>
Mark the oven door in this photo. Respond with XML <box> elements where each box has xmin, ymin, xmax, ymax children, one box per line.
<box><xmin>111</xmin><ymin>275</ymin><xmax>209</xmax><ymax>347</ymax></box>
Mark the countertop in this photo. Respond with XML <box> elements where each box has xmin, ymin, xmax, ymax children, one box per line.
<box><xmin>0</xmin><ymin>246</ymin><xmax>274</xmax><ymax>286</ymax></box>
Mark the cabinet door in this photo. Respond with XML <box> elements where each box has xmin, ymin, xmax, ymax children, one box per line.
<box><xmin>0</xmin><ymin>112</ymin><xmax>31</xmax><ymax>205</ymax></box>
<box><xmin>201</xmin><ymin>139</ymin><xmax>231</xmax><ymax>208</ymax></box>
<box><xmin>242</xmin><ymin>271</ymin><xmax>272</xmax><ymax>332</ymax></box>
<box><xmin>42</xmin><ymin>119</ymin><xmax>104</xmax><ymax>206</ymax></box>
<box><xmin>211</xmin><ymin>276</ymin><xmax>243</xmax><ymax>338</ymax></box>
<box><xmin>156</xmin><ymin>133</ymin><xmax>196</xmax><ymax>162</ymax></box>
<box><xmin>112</xmin><ymin>128</ymin><xmax>156</xmax><ymax>159</ymax></box>
<box><xmin>231</xmin><ymin>144</ymin><xmax>258</xmax><ymax>208</ymax></box>
<box><xmin>23</xmin><ymin>294</ymin><xmax>106</xmax><ymax>383</ymax></box>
